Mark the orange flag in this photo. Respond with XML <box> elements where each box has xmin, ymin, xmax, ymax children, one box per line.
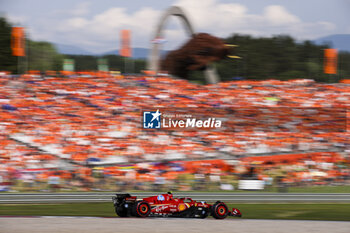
<box><xmin>120</xmin><ymin>30</ymin><xmax>131</xmax><ymax>57</ymax></box>
<box><xmin>324</xmin><ymin>48</ymin><xmax>337</xmax><ymax>74</ymax></box>
<box><xmin>11</xmin><ymin>27</ymin><xmax>25</xmax><ymax>56</ymax></box>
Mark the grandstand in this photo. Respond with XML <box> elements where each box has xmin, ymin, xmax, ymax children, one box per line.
<box><xmin>0</xmin><ymin>72</ymin><xmax>349</xmax><ymax>191</ymax></box>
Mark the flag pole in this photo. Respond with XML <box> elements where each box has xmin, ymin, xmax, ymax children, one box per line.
<box><xmin>124</xmin><ymin>56</ymin><xmax>127</xmax><ymax>74</ymax></box>
<box><xmin>17</xmin><ymin>56</ymin><xmax>20</xmax><ymax>75</ymax></box>
<box><xmin>25</xmin><ymin>33</ymin><xmax>28</xmax><ymax>74</ymax></box>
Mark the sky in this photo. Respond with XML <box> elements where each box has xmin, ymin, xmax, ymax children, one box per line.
<box><xmin>1</xmin><ymin>0</ymin><xmax>349</xmax><ymax>53</ymax></box>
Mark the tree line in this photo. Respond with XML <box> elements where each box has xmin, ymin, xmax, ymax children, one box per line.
<box><xmin>64</xmin><ymin>54</ymin><xmax>146</xmax><ymax>74</ymax></box>
<box><xmin>216</xmin><ymin>34</ymin><xmax>350</xmax><ymax>82</ymax></box>
<box><xmin>0</xmin><ymin>17</ymin><xmax>63</xmax><ymax>72</ymax></box>
<box><xmin>1</xmin><ymin>16</ymin><xmax>349</xmax><ymax>82</ymax></box>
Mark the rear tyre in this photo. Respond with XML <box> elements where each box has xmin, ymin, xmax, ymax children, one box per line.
<box><xmin>115</xmin><ymin>206</ymin><xmax>128</xmax><ymax>217</ymax></box>
<box><xmin>211</xmin><ymin>202</ymin><xmax>228</xmax><ymax>219</ymax></box>
<box><xmin>133</xmin><ymin>201</ymin><xmax>151</xmax><ymax>217</ymax></box>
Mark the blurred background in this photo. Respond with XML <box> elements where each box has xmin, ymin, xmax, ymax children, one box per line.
<box><xmin>0</xmin><ymin>0</ymin><xmax>349</xmax><ymax>195</ymax></box>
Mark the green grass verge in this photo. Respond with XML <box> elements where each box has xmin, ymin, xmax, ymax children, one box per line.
<box><xmin>0</xmin><ymin>203</ymin><xmax>114</xmax><ymax>217</ymax></box>
<box><xmin>280</xmin><ymin>185</ymin><xmax>350</xmax><ymax>193</ymax></box>
<box><xmin>0</xmin><ymin>203</ymin><xmax>350</xmax><ymax>221</ymax></box>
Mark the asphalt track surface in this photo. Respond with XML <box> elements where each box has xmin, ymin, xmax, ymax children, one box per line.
<box><xmin>1</xmin><ymin>192</ymin><xmax>350</xmax><ymax>203</ymax></box>
<box><xmin>1</xmin><ymin>217</ymin><xmax>350</xmax><ymax>233</ymax></box>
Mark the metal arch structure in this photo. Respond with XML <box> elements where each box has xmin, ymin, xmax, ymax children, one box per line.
<box><xmin>147</xmin><ymin>6</ymin><xmax>194</xmax><ymax>73</ymax></box>
<box><xmin>147</xmin><ymin>6</ymin><xmax>219</xmax><ymax>84</ymax></box>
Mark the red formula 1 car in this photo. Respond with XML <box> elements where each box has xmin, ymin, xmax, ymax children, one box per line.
<box><xmin>112</xmin><ymin>192</ymin><xmax>242</xmax><ymax>219</ymax></box>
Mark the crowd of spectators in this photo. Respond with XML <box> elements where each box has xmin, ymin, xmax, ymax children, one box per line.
<box><xmin>0</xmin><ymin>71</ymin><xmax>349</xmax><ymax>192</ymax></box>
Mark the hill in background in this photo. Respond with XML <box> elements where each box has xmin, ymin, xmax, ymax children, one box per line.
<box><xmin>54</xmin><ymin>44</ymin><xmax>95</xmax><ymax>56</ymax></box>
<box><xmin>54</xmin><ymin>44</ymin><xmax>166</xmax><ymax>59</ymax></box>
<box><xmin>102</xmin><ymin>48</ymin><xmax>150</xmax><ymax>59</ymax></box>
<box><xmin>54</xmin><ymin>34</ymin><xmax>350</xmax><ymax>58</ymax></box>
<box><xmin>313</xmin><ymin>34</ymin><xmax>350</xmax><ymax>52</ymax></box>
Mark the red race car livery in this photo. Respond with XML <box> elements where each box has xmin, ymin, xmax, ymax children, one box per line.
<box><xmin>112</xmin><ymin>192</ymin><xmax>242</xmax><ymax>219</ymax></box>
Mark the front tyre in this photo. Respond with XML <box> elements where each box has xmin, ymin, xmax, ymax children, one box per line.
<box><xmin>211</xmin><ymin>202</ymin><xmax>229</xmax><ymax>219</ymax></box>
<box><xmin>133</xmin><ymin>201</ymin><xmax>151</xmax><ymax>217</ymax></box>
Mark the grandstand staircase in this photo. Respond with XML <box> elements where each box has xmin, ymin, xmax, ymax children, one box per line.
<box><xmin>8</xmin><ymin>134</ymin><xmax>78</xmax><ymax>169</ymax></box>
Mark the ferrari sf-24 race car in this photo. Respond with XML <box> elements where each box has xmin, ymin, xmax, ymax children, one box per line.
<box><xmin>112</xmin><ymin>192</ymin><xmax>242</xmax><ymax>219</ymax></box>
